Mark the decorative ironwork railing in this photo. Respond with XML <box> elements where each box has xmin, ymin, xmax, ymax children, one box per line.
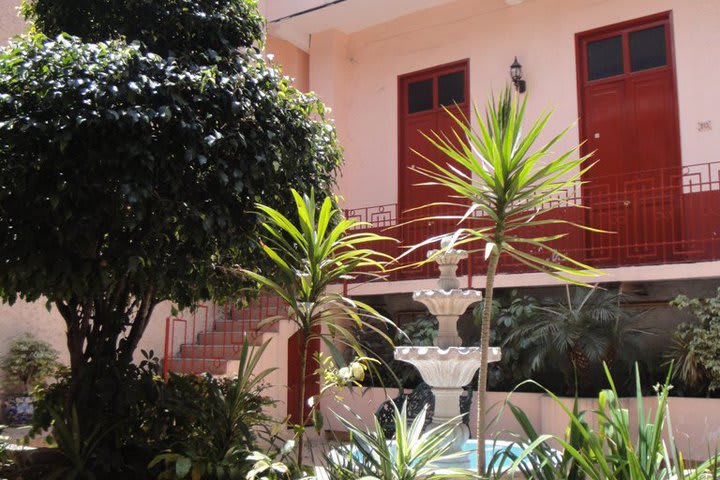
<box><xmin>342</xmin><ymin>161</ymin><xmax>720</xmax><ymax>283</ymax></box>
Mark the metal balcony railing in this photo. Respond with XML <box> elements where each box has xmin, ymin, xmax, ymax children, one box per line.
<box><xmin>343</xmin><ymin>161</ymin><xmax>720</xmax><ymax>282</ymax></box>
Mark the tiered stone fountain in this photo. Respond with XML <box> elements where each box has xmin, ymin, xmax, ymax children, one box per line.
<box><xmin>394</xmin><ymin>238</ymin><xmax>501</xmax><ymax>456</ymax></box>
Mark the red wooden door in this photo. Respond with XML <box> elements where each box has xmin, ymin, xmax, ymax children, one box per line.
<box><xmin>287</xmin><ymin>327</ymin><xmax>320</xmax><ymax>425</ymax></box>
<box><xmin>398</xmin><ymin>60</ymin><xmax>470</xmax><ymax>214</ymax></box>
<box><xmin>577</xmin><ymin>12</ymin><xmax>681</xmax><ymax>266</ymax></box>
<box><xmin>397</xmin><ymin>61</ymin><xmax>470</xmax><ymax>277</ymax></box>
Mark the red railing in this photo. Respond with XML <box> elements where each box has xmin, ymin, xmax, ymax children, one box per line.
<box><xmin>343</xmin><ymin>161</ymin><xmax>720</xmax><ymax>282</ymax></box>
<box><xmin>162</xmin><ymin>296</ymin><xmax>285</xmax><ymax>379</ymax></box>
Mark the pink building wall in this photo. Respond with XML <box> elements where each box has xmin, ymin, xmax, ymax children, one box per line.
<box><xmin>0</xmin><ymin>0</ymin><xmax>24</xmax><ymax>43</ymax></box>
<box><xmin>266</xmin><ymin>36</ymin><xmax>310</xmax><ymax>92</ymax></box>
<box><xmin>297</xmin><ymin>0</ymin><xmax>719</xmax><ymax>212</ymax></box>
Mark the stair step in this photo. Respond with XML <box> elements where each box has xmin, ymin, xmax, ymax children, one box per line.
<box><xmin>213</xmin><ymin>320</ymin><xmax>280</xmax><ymax>333</ymax></box>
<box><xmin>166</xmin><ymin>357</ymin><xmax>229</xmax><ymax>375</ymax></box>
<box><xmin>196</xmin><ymin>331</ymin><xmax>263</xmax><ymax>345</ymax></box>
<box><xmin>180</xmin><ymin>344</ymin><xmax>253</xmax><ymax>359</ymax></box>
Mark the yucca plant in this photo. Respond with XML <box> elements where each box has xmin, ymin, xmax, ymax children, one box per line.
<box><xmin>496</xmin><ymin>365</ymin><xmax>720</xmax><ymax>480</ymax></box>
<box><xmin>402</xmin><ymin>88</ymin><xmax>602</xmax><ymax>475</ymax></box>
<box><xmin>236</xmin><ymin>189</ymin><xmax>397</xmax><ymax>464</ymax></box>
<box><xmin>322</xmin><ymin>403</ymin><xmax>472</xmax><ymax>480</ymax></box>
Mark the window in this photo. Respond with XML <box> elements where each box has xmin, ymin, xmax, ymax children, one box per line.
<box><xmin>584</xmin><ymin>21</ymin><xmax>669</xmax><ymax>82</ymax></box>
<box><xmin>407</xmin><ymin>79</ymin><xmax>433</xmax><ymax>113</ymax></box>
<box><xmin>630</xmin><ymin>26</ymin><xmax>667</xmax><ymax>72</ymax></box>
<box><xmin>405</xmin><ymin>66</ymin><xmax>466</xmax><ymax>114</ymax></box>
<box><xmin>438</xmin><ymin>71</ymin><xmax>465</xmax><ymax>106</ymax></box>
<box><xmin>587</xmin><ymin>35</ymin><xmax>623</xmax><ymax>80</ymax></box>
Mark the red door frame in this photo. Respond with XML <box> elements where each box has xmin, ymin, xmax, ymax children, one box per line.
<box><xmin>397</xmin><ymin>59</ymin><xmax>470</xmax><ymax>216</ymax></box>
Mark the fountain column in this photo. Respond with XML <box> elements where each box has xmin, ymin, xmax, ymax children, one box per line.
<box><xmin>394</xmin><ymin>238</ymin><xmax>501</xmax><ymax>456</ymax></box>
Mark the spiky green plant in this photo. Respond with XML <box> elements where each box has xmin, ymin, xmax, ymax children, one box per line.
<box><xmin>493</xmin><ymin>365</ymin><xmax>720</xmax><ymax>480</ymax></box>
<box><xmin>403</xmin><ymin>88</ymin><xmax>602</xmax><ymax>475</ymax></box>
<box><xmin>324</xmin><ymin>403</ymin><xmax>472</xmax><ymax>480</ymax></box>
<box><xmin>236</xmin><ymin>189</ymin><xmax>397</xmax><ymax>464</ymax></box>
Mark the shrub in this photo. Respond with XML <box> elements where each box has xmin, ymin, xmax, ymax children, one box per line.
<box><xmin>668</xmin><ymin>288</ymin><xmax>720</xmax><ymax>395</ymax></box>
<box><xmin>1</xmin><ymin>334</ymin><xmax>61</xmax><ymax>395</ymax></box>
<box><xmin>27</xmin><ymin>343</ymin><xmax>274</xmax><ymax>478</ymax></box>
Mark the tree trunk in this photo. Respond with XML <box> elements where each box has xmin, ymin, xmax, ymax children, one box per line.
<box><xmin>477</xmin><ymin>249</ymin><xmax>500</xmax><ymax>478</ymax></box>
<box><xmin>52</xmin><ymin>287</ymin><xmax>156</xmax><ymax>430</ymax></box>
<box><xmin>569</xmin><ymin>347</ymin><xmax>592</xmax><ymax>395</ymax></box>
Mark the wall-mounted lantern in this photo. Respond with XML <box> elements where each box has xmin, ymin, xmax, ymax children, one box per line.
<box><xmin>510</xmin><ymin>57</ymin><xmax>526</xmax><ymax>93</ymax></box>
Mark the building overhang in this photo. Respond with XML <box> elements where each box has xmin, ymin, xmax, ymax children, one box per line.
<box><xmin>267</xmin><ymin>0</ymin><xmax>525</xmax><ymax>52</ymax></box>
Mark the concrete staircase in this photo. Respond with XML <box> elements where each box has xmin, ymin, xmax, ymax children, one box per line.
<box><xmin>164</xmin><ymin>299</ymin><xmax>282</xmax><ymax>376</ymax></box>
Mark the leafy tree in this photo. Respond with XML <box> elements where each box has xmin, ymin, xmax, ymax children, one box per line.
<box><xmin>405</xmin><ymin>89</ymin><xmax>601</xmax><ymax>475</ymax></box>
<box><xmin>1</xmin><ymin>334</ymin><xmax>61</xmax><ymax>394</ymax></box>
<box><xmin>21</xmin><ymin>0</ymin><xmax>264</xmax><ymax>63</ymax></box>
<box><xmin>0</xmin><ymin>0</ymin><xmax>341</xmax><ymax>469</ymax></box>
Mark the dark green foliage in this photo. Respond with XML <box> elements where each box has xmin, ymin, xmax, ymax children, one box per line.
<box><xmin>1</xmin><ymin>334</ymin><xmax>61</xmax><ymax>394</ymax></box>
<box><xmin>669</xmin><ymin>288</ymin><xmax>720</xmax><ymax>395</ymax></box>
<box><xmin>29</xmin><ymin>347</ymin><xmax>272</xmax><ymax>478</ymax></box>
<box><xmin>502</xmin><ymin>287</ymin><xmax>650</xmax><ymax>395</ymax></box>
<box><xmin>30</xmin><ymin>352</ymin><xmax>169</xmax><ymax>476</ymax></box>
<box><xmin>0</xmin><ymin>34</ymin><xmax>339</xmax><ymax>310</ymax></box>
<box><xmin>21</xmin><ymin>0</ymin><xmax>264</xmax><ymax>63</ymax></box>
<box><xmin>474</xmin><ymin>291</ymin><xmax>544</xmax><ymax>392</ymax></box>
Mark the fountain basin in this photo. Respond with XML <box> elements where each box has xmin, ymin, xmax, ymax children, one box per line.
<box><xmin>394</xmin><ymin>346</ymin><xmax>500</xmax><ymax>388</ymax></box>
<box><xmin>394</xmin><ymin>346</ymin><xmax>502</xmax><ymax>453</ymax></box>
<box><xmin>323</xmin><ymin>439</ymin><xmax>541</xmax><ymax>477</ymax></box>
<box><xmin>412</xmin><ymin>290</ymin><xmax>483</xmax><ymax>348</ymax></box>
<box><xmin>412</xmin><ymin>289</ymin><xmax>483</xmax><ymax>315</ymax></box>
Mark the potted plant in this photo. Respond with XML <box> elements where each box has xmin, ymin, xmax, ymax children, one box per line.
<box><xmin>1</xmin><ymin>334</ymin><xmax>61</xmax><ymax>424</ymax></box>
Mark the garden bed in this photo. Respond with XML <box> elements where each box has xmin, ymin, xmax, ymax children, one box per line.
<box><xmin>323</xmin><ymin>387</ymin><xmax>720</xmax><ymax>461</ymax></box>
